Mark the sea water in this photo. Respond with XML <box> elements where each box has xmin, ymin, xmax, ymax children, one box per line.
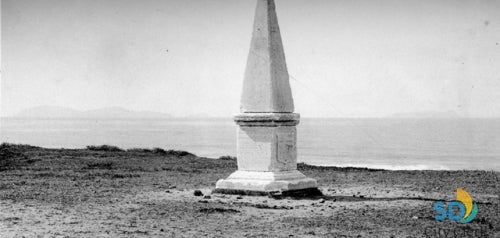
<box><xmin>1</xmin><ymin>117</ymin><xmax>499</xmax><ymax>171</ymax></box>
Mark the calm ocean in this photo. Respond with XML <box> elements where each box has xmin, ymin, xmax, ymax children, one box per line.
<box><xmin>1</xmin><ymin>118</ymin><xmax>499</xmax><ymax>171</ymax></box>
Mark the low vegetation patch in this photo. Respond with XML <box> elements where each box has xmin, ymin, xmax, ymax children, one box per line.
<box><xmin>218</xmin><ymin>155</ymin><xmax>236</xmax><ymax>161</ymax></box>
<box><xmin>125</xmin><ymin>147</ymin><xmax>194</xmax><ymax>156</ymax></box>
<box><xmin>152</xmin><ymin>148</ymin><xmax>167</xmax><ymax>154</ymax></box>
<box><xmin>0</xmin><ymin>143</ymin><xmax>32</xmax><ymax>170</ymax></box>
<box><xmin>0</xmin><ymin>144</ymin><xmax>24</xmax><ymax>160</ymax></box>
<box><xmin>127</xmin><ymin>148</ymin><xmax>153</xmax><ymax>153</ymax></box>
<box><xmin>165</xmin><ymin>150</ymin><xmax>194</xmax><ymax>157</ymax></box>
<box><xmin>86</xmin><ymin>145</ymin><xmax>124</xmax><ymax>152</ymax></box>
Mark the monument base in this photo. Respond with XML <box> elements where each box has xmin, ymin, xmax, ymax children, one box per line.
<box><xmin>214</xmin><ymin>170</ymin><xmax>321</xmax><ymax>197</ymax></box>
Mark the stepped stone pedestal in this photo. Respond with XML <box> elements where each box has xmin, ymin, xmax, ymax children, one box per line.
<box><xmin>215</xmin><ymin>113</ymin><xmax>317</xmax><ymax>194</ymax></box>
<box><xmin>214</xmin><ymin>0</ymin><xmax>319</xmax><ymax>196</ymax></box>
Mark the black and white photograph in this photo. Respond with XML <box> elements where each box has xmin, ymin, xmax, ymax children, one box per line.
<box><xmin>1</xmin><ymin>0</ymin><xmax>499</xmax><ymax>237</ymax></box>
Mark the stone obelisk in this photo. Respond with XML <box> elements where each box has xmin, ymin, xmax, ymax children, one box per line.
<box><xmin>214</xmin><ymin>0</ymin><xmax>319</xmax><ymax>195</ymax></box>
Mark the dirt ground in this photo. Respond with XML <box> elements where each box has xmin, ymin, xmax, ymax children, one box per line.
<box><xmin>0</xmin><ymin>144</ymin><xmax>499</xmax><ymax>237</ymax></box>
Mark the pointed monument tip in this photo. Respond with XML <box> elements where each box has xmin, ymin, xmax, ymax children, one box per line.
<box><xmin>240</xmin><ymin>0</ymin><xmax>294</xmax><ymax>113</ymax></box>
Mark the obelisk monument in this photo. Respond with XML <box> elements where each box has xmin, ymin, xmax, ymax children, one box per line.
<box><xmin>214</xmin><ymin>0</ymin><xmax>319</xmax><ymax>195</ymax></box>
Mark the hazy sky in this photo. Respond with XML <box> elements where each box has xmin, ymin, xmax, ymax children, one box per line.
<box><xmin>2</xmin><ymin>0</ymin><xmax>500</xmax><ymax>117</ymax></box>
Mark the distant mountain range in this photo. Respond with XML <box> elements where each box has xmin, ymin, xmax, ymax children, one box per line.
<box><xmin>14</xmin><ymin>106</ymin><xmax>173</xmax><ymax>119</ymax></box>
<box><xmin>10</xmin><ymin>106</ymin><xmax>463</xmax><ymax>119</ymax></box>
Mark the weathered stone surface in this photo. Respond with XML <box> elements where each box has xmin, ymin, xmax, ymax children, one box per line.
<box><xmin>234</xmin><ymin>113</ymin><xmax>299</xmax><ymax>126</ymax></box>
<box><xmin>240</xmin><ymin>0</ymin><xmax>294</xmax><ymax>113</ymax></box>
<box><xmin>215</xmin><ymin>0</ymin><xmax>318</xmax><ymax>195</ymax></box>
<box><xmin>213</xmin><ymin>187</ymin><xmax>323</xmax><ymax>198</ymax></box>
<box><xmin>215</xmin><ymin>170</ymin><xmax>317</xmax><ymax>192</ymax></box>
<box><xmin>237</xmin><ymin>126</ymin><xmax>297</xmax><ymax>172</ymax></box>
